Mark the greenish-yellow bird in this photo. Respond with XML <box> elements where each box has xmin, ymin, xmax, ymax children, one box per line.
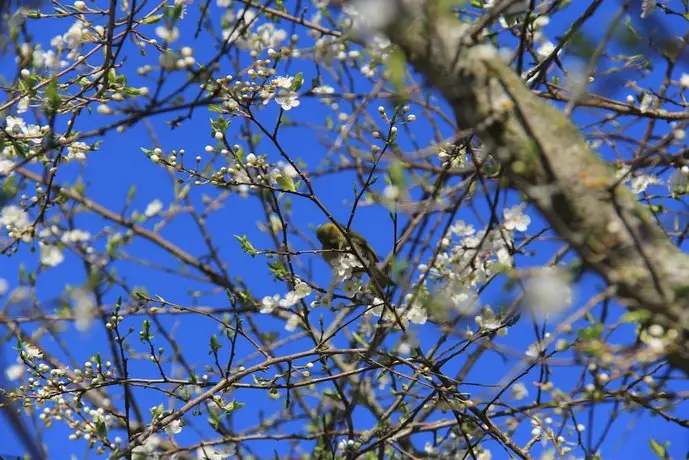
<box><xmin>316</xmin><ymin>222</ymin><xmax>393</xmax><ymax>291</ymax></box>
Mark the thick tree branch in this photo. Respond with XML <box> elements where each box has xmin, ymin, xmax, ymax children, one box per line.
<box><xmin>370</xmin><ymin>0</ymin><xmax>689</xmax><ymax>373</ymax></box>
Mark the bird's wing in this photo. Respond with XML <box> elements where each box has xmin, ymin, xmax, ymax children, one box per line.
<box><xmin>350</xmin><ymin>231</ymin><xmax>379</xmax><ymax>263</ymax></box>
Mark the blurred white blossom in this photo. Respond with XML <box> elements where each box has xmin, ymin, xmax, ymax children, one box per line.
<box><xmin>405</xmin><ymin>302</ymin><xmax>428</xmax><ymax>325</ymax></box>
<box><xmin>511</xmin><ymin>382</ymin><xmax>529</xmax><ymax>401</ymax></box>
<box><xmin>145</xmin><ymin>199</ymin><xmax>164</xmax><ymax>217</ymax></box>
<box><xmin>0</xmin><ymin>158</ymin><xmax>15</xmax><ymax>176</ymax></box>
<box><xmin>155</xmin><ymin>25</ymin><xmax>180</xmax><ymax>43</ymax></box>
<box><xmin>680</xmin><ymin>73</ymin><xmax>689</xmax><ymax>89</ymax></box>
<box><xmin>523</xmin><ymin>268</ymin><xmax>572</xmax><ymax>316</ymax></box>
<box><xmin>72</xmin><ymin>288</ymin><xmax>96</xmax><ymax>332</ymax></box>
<box><xmin>1</xmin><ymin>205</ymin><xmax>31</xmax><ymax>239</ymax></box>
<box><xmin>5</xmin><ymin>363</ymin><xmax>24</xmax><ymax>381</ymax></box>
<box><xmin>346</xmin><ymin>0</ymin><xmax>396</xmax><ymax>37</ymax></box>
<box><xmin>62</xmin><ymin>229</ymin><xmax>91</xmax><ymax>244</ymax></box>
<box><xmin>197</xmin><ymin>444</ymin><xmax>236</xmax><ymax>459</ymax></box>
<box><xmin>641</xmin><ymin>0</ymin><xmax>656</xmax><ymax>18</ymax></box>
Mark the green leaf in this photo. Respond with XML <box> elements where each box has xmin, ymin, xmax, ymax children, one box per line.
<box><xmin>209</xmin><ymin>334</ymin><xmax>222</xmax><ymax>353</ymax></box>
<box><xmin>207</xmin><ymin>407</ymin><xmax>225</xmax><ymax>433</ymax></box>
<box><xmin>150</xmin><ymin>403</ymin><xmax>165</xmax><ymax>420</ymax></box>
<box><xmin>388</xmin><ymin>160</ymin><xmax>406</xmax><ymax>187</ymax></box>
<box><xmin>210</xmin><ymin>116</ymin><xmax>229</xmax><ymax>134</ymax></box>
<box><xmin>276</xmin><ymin>174</ymin><xmax>296</xmax><ymax>192</ymax></box>
<box><xmin>578</xmin><ymin>323</ymin><xmax>603</xmax><ymax>341</ymax></box>
<box><xmin>268</xmin><ymin>260</ymin><xmax>288</xmax><ymax>280</ymax></box>
<box><xmin>648</xmin><ymin>438</ymin><xmax>668</xmax><ymax>459</ymax></box>
<box><xmin>291</xmin><ymin>72</ymin><xmax>304</xmax><ymax>91</ymax></box>
<box><xmin>95</xmin><ymin>419</ymin><xmax>107</xmax><ymax>438</ymax></box>
<box><xmin>222</xmin><ymin>399</ymin><xmax>245</xmax><ymax>413</ymax></box>
<box><xmin>140</xmin><ymin>319</ymin><xmax>152</xmax><ymax>342</ymax></box>
<box><xmin>234</xmin><ymin>234</ymin><xmax>257</xmax><ymax>257</ymax></box>
<box><xmin>386</xmin><ymin>48</ymin><xmax>407</xmax><ymax>92</ymax></box>
<box><xmin>127</xmin><ymin>185</ymin><xmax>137</xmax><ymax>203</ymax></box>
<box><xmin>208</xmin><ymin>104</ymin><xmax>226</xmax><ymax>113</ymax></box>
<box><xmin>44</xmin><ymin>78</ymin><xmax>61</xmax><ymax>114</ymax></box>
<box><xmin>621</xmin><ymin>309</ymin><xmax>651</xmax><ymax>324</ymax></box>
<box><xmin>167</xmin><ymin>3</ymin><xmax>184</xmax><ymax>21</ymax></box>
<box><xmin>141</xmin><ymin>14</ymin><xmax>163</xmax><ymax>24</ymax></box>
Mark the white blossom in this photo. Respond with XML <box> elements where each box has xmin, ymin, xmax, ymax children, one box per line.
<box><xmin>484</xmin><ymin>0</ymin><xmax>530</xmax><ymax>15</ymax></box>
<box><xmin>285</xmin><ymin>313</ymin><xmax>300</xmax><ymax>331</ymax></box>
<box><xmin>536</xmin><ymin>40</ymin><xmax>556</xmax><ymax>59</ymax></box>
<box><xmin>17</xmin><ymin>96</ymin><xmax>30</xmax><ymax>113</ymax></box>
<box><xmin>680</xmin><ymin>73</ymin><xmax>689</xmax><ymax>89</ymax></box>
<box><xmin>40</xmin><ymin>244</ymin><xmax>64</xmax><ymax>267</ymax></box>
<box><xmin>475</xmin><ymin>306</ymin><xmax>501</xmax><ymax>331</ymax></box>
<box><xmin>23</xmin><ymin>124</ymin><xmax>43</xmax><ymax>144</ymax></box>
<box><xmin>275</xmin><ymin>91</ymin><xmax>300</xmax><ymax>110</ymax></box>
<box><xmin>0</xmin><ymin>278</ymin><xmax>7</xmax><ymax>295</ymax></box>
<box><xmin>343</xmin><ymin>278</ymin><xmax>362</xmax><ymax>297</ymax></box>
<box><xmin>273</xmin><ymin>76</ymin><xmax>293</xmax><ymax>89</ymax></box>
<box><xmin>261</xmin><ymin>294</ymin><xmax>280</xmax><ymax>313</ymax></box>
<box><xmin>132</xmin><ymin>434</ymin><xmax>162</xmax><ymax>458</ymax></box>
<box><xmin>66</xmin><ymin>141</ymin><xmax>90</xmax><ymax>161</ymax></box>
<box><xmin>63</xmin><ymin>21</ymin><xmax>85</xmax><ymax>50</ymax></box>
<box><xmin>450</xmin><ymin>220</ymin><xmax>475</xmax><ymax>237</ymax></box>
<box><xmin>367</xmin><ymin>297</ymin><xmax>385</xmax><ymax>317</ymax></box>
<box><xmin>280</xmin><ymin>290</ymin><xmax>301</xmax><ymax>307</ymax></box>
<box><xmin>503</xmin><ymin>205</ymin><xmax>531</xmax><ymax>232</ymax></box>
<box><xmin>526</xmin><ymin>342</ymin><xmax>544</xmax><ymax>358</ymax></box>
<box><xmin>294</xmin><ymin>280</ymin><xmax>312</xmax><ymax>298</ymax></box>
<box><xmin>630</xmin><ymin>174</ymin><xmax>661</xmax><ymax>194</ymax></box>
<box><xmin>24</xmin><ymin>344</ymin><xmax>43</xmax><ymax>359</ymax></box>
<box><xmin>4</xmin><ymin>116</ymin><xmax>26</xmax><ymax>135</ymax></box>
<box><xmin>406</xmin><ymin>302</ymin><xmax>427</xmax><ymax>325</ymax></box>
<box><xmin>253</xmin><ymin>23</ymin><xmax>287</xmax><ymax>51</ymax></box>
<box><xmin>332</xmin><ymin>253</ymin><xmax>363</xmax><ymax>282</ymax></box>
<box><xmin>639</xmin><ymin>92</ymin><xmax>656</xmax><ymax>113</ymax></box>
<box><xmin>165</xmin><ymin>419</ymin><xmax>183</xmax><ymax>436</ymax></box>
<box><xmin>312</xmin><ymin>85</ymin><xmax>335</xmax><ymax>96</ymax></box>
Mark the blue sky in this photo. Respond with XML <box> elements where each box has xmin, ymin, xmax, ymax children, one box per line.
<box><xmin>1</xmin><ymin>0</ymin><xmax>688</xmax><ymax>458</ymax></box>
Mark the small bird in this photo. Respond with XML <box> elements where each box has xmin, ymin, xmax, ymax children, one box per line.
<box><xmin>316</xmin><ymin>222</ymin><xmax>394</xmax><ymax>292</ymax></box>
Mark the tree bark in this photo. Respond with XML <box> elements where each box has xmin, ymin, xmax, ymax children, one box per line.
<box><xmin>359</xmin><ymin>0</ymin><xmax>689</xmax><ymax>373</ymax></box>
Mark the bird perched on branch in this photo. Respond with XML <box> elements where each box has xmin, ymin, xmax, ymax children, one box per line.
<box><xmin>316</xmin><ymin>222</ymin><xmax>394</xmax><ymax>293</ymax></box>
